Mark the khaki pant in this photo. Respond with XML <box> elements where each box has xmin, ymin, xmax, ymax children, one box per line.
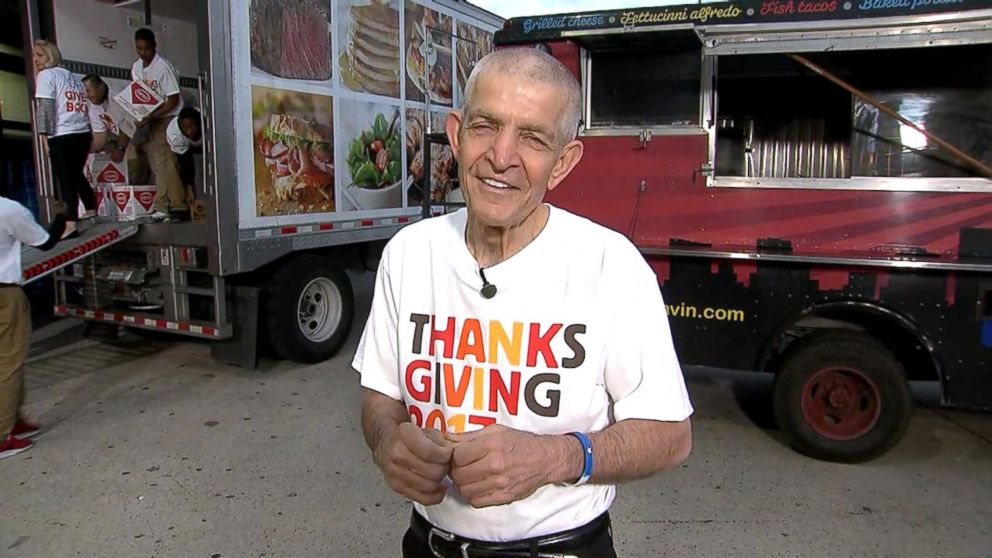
<box><xmin>140</xmin><ymin>117</ymin><xmax>186</xmax><ymax>213</ymax></box>
<box><xmin>0</xmin><ymin>286</ymin><xmax>29</xmax><ymax>437</ymax></box>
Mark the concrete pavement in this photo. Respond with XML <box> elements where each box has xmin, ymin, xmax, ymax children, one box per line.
<box><xmin>2</xmin><ymin>274</ymin><xmax>990</xmax><ymax>558</ymax></box>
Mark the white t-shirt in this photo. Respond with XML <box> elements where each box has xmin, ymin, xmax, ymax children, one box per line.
<box><xmin>0</xmin><ymin>197</ymin><xmax>50</xmax><ymax>284</ymax></box>
<box><xmin>35</xmin><ymin>67</ymin><xmax>90</xmax><ymax>137</ymax></box>
<box><xmin>88</xmin><ymin>98</ymin><xmax>119</xmax><ymax>136</ymax></box>
<box><xmin>166</xmin><ymin>117</ymin><xmax>200</xmax><ymax>155</ymax></box>
<box><xmin>353</xmin><ymin>205</ymin><xmax>693</xmax><ymax>541</ymax></box>
<box><xmin>131</xmin><ymin>54</ymin><xmax>182</xmax><ymax>119</ymax></box>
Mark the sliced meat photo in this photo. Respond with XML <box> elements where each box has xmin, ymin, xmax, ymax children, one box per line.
<box><xmin>250</xmin><ymin>0</ymin><xmax>332</xmax><ymax>81</ymax></box>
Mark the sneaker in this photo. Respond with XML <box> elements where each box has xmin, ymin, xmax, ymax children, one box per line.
<box><xmin>0</xmin><ymin>434</ymin><xmax>33</xmax><ymax>459</ymax></box>
<box><xmin>11</xmin><ymin>419</ymin><xmax>40</xmax><ymax>439</ymax></box>
<box><xmin>150</xmin><ymin>210</ymin><xmax>169</xmax><ymax>222</ymax></box>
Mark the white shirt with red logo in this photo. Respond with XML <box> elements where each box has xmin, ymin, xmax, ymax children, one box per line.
<box><xmin>353</xmin><ymin>205</ymin><xmax>693</xmax><ymax>541</ymax></box>
<box><xmin>131</xmin><ymin>54</ymin><xmax>182</xmax><ymax>119</ymax></box>
<box><xmin>88</xmin><ymin>98</ymin><xmax>120</xmax><ymax>136</ymax></box>
<box><xmin>34</xmin><ymin>67</ymin><xmax>90</xmax><ymax>137</ymax></box>
<box><xmin>166</xmin><ymin>117</ymin><xmax>200</xmax><ymax>155</ymax></box>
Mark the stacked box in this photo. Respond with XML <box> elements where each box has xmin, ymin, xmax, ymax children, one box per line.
<box><xmin>84</xmin><ymin>154</ymin><xmax>128</xmax><ymax>218</ymax></box>
<box><xmin>85</xmin><ymin>153</ymin><xmax>157</xmax><ymax>220</ymax></box>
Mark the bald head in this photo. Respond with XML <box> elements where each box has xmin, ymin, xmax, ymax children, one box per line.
<box><xmin>461</xmin><ymin>48</ymin><xmax>581</xmax><ymax>146</ymax></box>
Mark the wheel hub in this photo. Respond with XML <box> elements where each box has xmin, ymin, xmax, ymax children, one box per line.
<box><xmin>800</xmin><ymin>367</ymin><xmax>882</xmax><ymax>441</ymax></box>
<box><xmin>297</xmin><ymin>277</ymin><xmax>343</xmax><ymax>343</ymax></box>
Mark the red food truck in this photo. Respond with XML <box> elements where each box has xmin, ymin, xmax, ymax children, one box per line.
<box><xmin>494</xmin><ymin>0</ymin><xmax>992</xmax><ymax>461</ymax></box>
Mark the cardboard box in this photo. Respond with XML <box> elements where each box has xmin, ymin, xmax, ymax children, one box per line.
<box><xmin>109</xmin><ymin>101</ymin><xmax>140</xmax><ymax>139</ymax></box>
<box><xmin>113</xmin><ymin>80</ymin><xmax>164</xmax><ymax>122</ymax></box>
<box><xmin>84</xmin><ymin>153</ymin><xmax>129</xmax><ymax>218</ymax></box>
<box><xmin>109</xmin><ymin>185</ymin><xmax>157</xmax><ymax>220</ymax></box>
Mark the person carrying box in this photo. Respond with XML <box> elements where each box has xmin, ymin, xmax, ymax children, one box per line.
<box><xmin>112</xmin><ymin>28</ymin><xmax>187</xmax><ymax>222</ymax></box>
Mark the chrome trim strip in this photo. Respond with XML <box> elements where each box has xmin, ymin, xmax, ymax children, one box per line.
<box><xmin>582</xmin><ymin>126</ymin><xmax>707</xmax><ymax>137</ymax></box>
<box><xmin>711</xmin><ymin>176</ymin><xmax>992</xmax><ymax>193</ymax></box>
<box><xmin>562</xmin><ymin>22</ymin><xmax>696</xmax><ymax>37</ymax></box>
<box><xmin>640</xmin><ymin>246</ymin><xmax>992</xmax><ymax>272</ymax></box>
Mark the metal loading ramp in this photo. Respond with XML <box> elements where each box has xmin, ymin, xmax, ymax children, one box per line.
<box><xmin>21</xmin><ymin>222</ymin><xmax>140</xmax><ymax>285</ymax></box>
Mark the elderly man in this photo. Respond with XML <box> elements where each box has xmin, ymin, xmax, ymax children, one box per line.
<box><xmin>354</xmin><ymin>48</ymin><xmax>693</xmax><ymax>557</ymax></box>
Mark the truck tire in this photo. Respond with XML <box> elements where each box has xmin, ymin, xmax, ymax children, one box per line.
<box><xmin>265</xmin><ymin>255</ymin><xmax>354</xmax><ymax>363</ymax></box>
<box><xmin>772</xmin><ymin>330</ymin><xmax>911</xmax><ymax>463</ymax></box>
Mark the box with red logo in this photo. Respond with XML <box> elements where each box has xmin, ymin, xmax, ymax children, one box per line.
<box><xmin>113</xmin><ymin>79</ymin><xmax>164</xmax><ymax>122</ymax></box>
<box><xmin>84</xmin><ymin>154</ymin><xmax>157</xmax><ymax>220</ymax></box>
<box><xmin>84</xmin><ymin>154</ymin><xmax>129</xmax><ymax>218</ymax></box>
<box><xmin>109</xmin><ymin>185</ymin><xmax>157</xmax><ymax>220</ymax></box>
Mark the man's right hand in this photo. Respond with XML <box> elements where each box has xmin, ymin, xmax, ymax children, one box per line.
<box><xmin>110</xmin><ymin>147</ymin><xmax>125</xmax><ymax>163</ymax></box>
<box><xmin>374</xmin><ymin>422</ymin><xmax>453</xmax><ymax>505</ymax></box>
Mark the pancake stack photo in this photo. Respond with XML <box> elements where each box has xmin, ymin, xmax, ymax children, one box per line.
<box><xmin>348</xmin><ymin>2</ymin><xmax>401</xmax><ymax>97</ymax></box>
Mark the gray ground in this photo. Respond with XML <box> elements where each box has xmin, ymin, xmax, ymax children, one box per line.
<box><xmin>2</xmin><ymin>273</ymin><xmax>990</xmax><ymax>558</ymax></box>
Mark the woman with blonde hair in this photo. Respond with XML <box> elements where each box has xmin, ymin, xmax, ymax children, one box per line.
<box><xmin>33</xmin><ymin>39</ymin><xmax>94</xmax><ymax>239</ymax></box>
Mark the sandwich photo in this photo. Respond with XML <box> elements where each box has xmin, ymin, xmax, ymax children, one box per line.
<box><xmin>260</xmin><ymin>114</ymin><xmax>334</xmax><ymax>202</ymax></box>
<box><xmin>251</xmin><ymin>87</ymin><xmax>335</xmax><ymax>217</ymax></box>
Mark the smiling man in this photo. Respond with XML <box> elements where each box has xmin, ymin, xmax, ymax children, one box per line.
<box><xmin>354</xmin><ymin>48</ymin><xmax>693</xmax><ymax>558</ymax></box>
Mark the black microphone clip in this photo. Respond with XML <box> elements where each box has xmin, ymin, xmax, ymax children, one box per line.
<box><xmin>479</xmin><ymin>268</ymin><xmax>497</xmax><ymax>299</ymax></box>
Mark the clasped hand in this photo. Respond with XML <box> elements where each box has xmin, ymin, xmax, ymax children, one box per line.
<box><xmin>374</xmin><ymin>422</ymin><xmax>559</xmax><ymax>508</ymax></box>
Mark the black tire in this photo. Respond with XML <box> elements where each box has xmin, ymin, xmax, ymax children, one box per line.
<box><xmin>265</xmin><ymin>254</ymin><xmax>354</xmax><ymax>364</ymax></box>
<box><xmin>772</xmin><ymin>330</ymin><xmax>911</xmax><ymax>463</ymax></box>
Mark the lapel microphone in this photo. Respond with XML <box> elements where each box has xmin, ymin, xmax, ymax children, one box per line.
<box><xmin>479</xmin><ymin>268</ymin><xmax>497</xmax><ymax>299</ymax></box>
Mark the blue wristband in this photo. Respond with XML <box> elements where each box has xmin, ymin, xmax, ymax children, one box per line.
<box><xmin>567</xmin><ymin>432</ymin><xmax>593</xmax><ymax>486</ymax></box>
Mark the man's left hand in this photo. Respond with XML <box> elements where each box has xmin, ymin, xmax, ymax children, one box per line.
<box><xmin>446</xmin><ymin>424</ymin><xmax>571</xmax><ymax>508</ymax></box>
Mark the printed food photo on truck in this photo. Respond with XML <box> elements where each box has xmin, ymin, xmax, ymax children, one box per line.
<box><xmin>454</xmin><ymin>20</ymin><xmax>492</xmax><ymax>105</ymax></box>
<box><xmin>249</xmin><ymin>0</ymin><xmax>332</xmax><ymax>82</ymax></box>
<box><xmin>251</xmin><ymin>86</ymin><xmax>335</xmax><ymax>216</ymax></box>
<box><xmin>338</xmin><ymin>101</ymin><xmax>404</xmax><ymax>211</ymax></box>
<box><xmin>337</xmin><ymin>0</ymin><xmax>401</xmax><ymax>98</ymax></box>
<box><xmin>405</xmin><ymin>107</ymin><xmax>457</xmax><ymax>206</ymax></box>
<box><xmin>404</xmin><ymin>0</ymin><xmax>453</xmax><ymax>106</ymax></box>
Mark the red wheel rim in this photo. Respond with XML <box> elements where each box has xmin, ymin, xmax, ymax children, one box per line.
<box><xmin>800</xmin><ymin>367</ymin><xmax>881</xmax><ymax>441</ymax></box>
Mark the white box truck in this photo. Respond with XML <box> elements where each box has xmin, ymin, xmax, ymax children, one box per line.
<box><xmin>21</xmin><ymin>0</ymin><xmax>501</xmax><ymax>366</ymax></box>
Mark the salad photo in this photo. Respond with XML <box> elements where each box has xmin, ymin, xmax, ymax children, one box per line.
<box><xmin>342</xmin><ymin>109</ymin><xmax>404</xmax><ymax>210</ymax></box>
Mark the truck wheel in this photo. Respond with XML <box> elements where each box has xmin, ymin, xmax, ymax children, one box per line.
<box><xmin>265</xmin><ymin>255</ymin><xmax>354</xmax><ymax>363</ymax></box>
<box><xmin>772</xmin><ymin>330</ymin><xmax>911</xmax><ymax>462</ymax></box>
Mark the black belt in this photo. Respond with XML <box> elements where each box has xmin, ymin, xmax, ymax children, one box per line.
<box><xmin>0</xmin><ymin>283</ymin><xmax>20</xmax><ymax>288</ymax></box>
<box><xmin>410</xmin><ymin>509</ymin><xmax>611</xmax><ymax>558</ymax></box>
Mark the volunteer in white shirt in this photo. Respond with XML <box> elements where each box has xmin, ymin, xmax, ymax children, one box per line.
<box><xmin>167</xmin><ymin>107</ymin><xmax>203</xmax><ymax>211</ymax></box>
<box><xmin>32</xmin><ymin>40</ymin><xmax>94</xmax><ymax>239</ymax></box>
<box><xmin>355</xmin><ymin>48</ymin><xmax>693</xmax><ymax>558</ymax></box>
<box><xmin>0</xmin><ymin>196</ymin><xmax>65</xmax><ymax>459</ymax></box>
<box><xmin>116</xmin><ymin>28</ymin><xmax>187</xmax><ymax>221</ymax></box>
<box><xmin>83</xmin><ymin>74</ymin><xmax>150</xmax><ymax>184</ymax></box>
<box><xmin>82</xmin><ymin>74</ymin><xmax>119</xmax><ymax>152</ymax></box>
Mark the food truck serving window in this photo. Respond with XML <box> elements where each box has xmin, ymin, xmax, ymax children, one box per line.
<box><xmin>588</xmin><ymin>31</ymin><xmax>702</xmax><ymax>128</ymax></box>
<box><xmin>711</xmin><ymin>41</ymin><xmax>992</xmax><ymax>192</ymax></box>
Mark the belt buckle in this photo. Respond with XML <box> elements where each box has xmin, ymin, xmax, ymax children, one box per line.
<box><xmin>428</xmin><ymin>527</ymin><xmax>470</xmax><ymax>558</ymax></box>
